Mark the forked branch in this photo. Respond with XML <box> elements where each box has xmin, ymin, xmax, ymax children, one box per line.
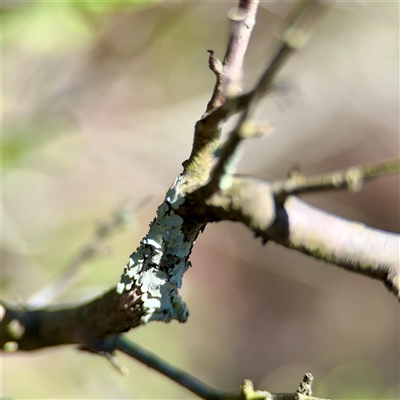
<box><xmin>1</xmin><ymin>0</ymin><xmax>398</xmax><ymax>398</ymax></box>
<box><xmin>199</xmin><ymin>167</ymin><xmax>399</xmax><ymax>297</ymax></box>
<box><xmin>183</xmin><ymin>0</ymin><xmax>260</xmax><ymax>182</ymax></box>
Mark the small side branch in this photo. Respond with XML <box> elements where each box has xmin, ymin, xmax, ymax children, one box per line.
<box><xmin>182</xmin><ymin>0</ymin><xmax>260</xmax><ymax>182</ymax></box>
<box><xmin>116</xmin><ymin>337</ymin><xmax>330</xmax><ymax>400</ymax></box>
<box><xmin>198</xmin><ymin>175</ymin><xmax>399</xmax><ymax>298</ymax></box>
<box><xmin>116</xmin><ymin>337</ymin><xmax>237</xmax><ymax>400</ymax></box>
<box><xmin>206</xmin><ymin>0</ymin><xmax>260</xmax><ymax>113</ymax></box>
<box><xmin>272</xmin><ymin>159</ymin><xmax>400</xmax><ymax>199</ymax></box>
<box><xmin>205</xmin><ymin>0</ymin><xmax>327</xmax><ymax>196</ymax></box>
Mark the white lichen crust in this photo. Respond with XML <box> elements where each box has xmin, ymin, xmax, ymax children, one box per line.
<box><xmin>116</xmin><ymin>177</ymin><xmax>195</xmax><ymax>324</ymax></box>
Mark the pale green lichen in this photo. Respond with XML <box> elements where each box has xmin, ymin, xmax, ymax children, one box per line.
<box><xmin>116</xmin><ymin>282</ymin><xmax>125</xmax><ymax>295</ymax></box>
<box><xmin>165</xmin><ymin>176</ymin><xmax>186</xmax><ymax>210</ymax></box>
<box><xmin>142</xmin><ymin>238</ymin><xmax>162</xmax><ymax>249</ymax></box>
<box><xmin>137</xmin><ymin>269</ymin><xmax>168</xmax><ymax>297</ymax></box>
<box><xmin>127</xmin><ymin>264</ymin><xmax>140</xmax><ymax>278</ymax></box>
<box><xmin>116</xmin><ymin>180</ymin><xmax>193</xmax><ymax>324</ymax></box>
<box><xmin>168</xmin><ymin>260</ymin><xmax>191</xmax><ymax>288</ymax></box>
<box><xmin>140</xmin><ymin>284</ymin><xmax>189</xmax><ymax>324</ymax></box>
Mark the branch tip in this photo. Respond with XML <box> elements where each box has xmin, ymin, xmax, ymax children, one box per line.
<box><xmin>272</xmin><ymin>159</ymin><xmax>400</xmax><ymax>198</ymax></box>
<box><xmin>207</xmin><ymin>49</ymin><xmax>224</xmax><ymax>76</ymax></box>
<box><xmin>102</xmin><ymin>351</ymin><xmax>129</xmax><ymax>375</ymax></box>
<box><xmin>297</xmin><ymin>373</ymin><xmax>314</xmax><ymax>396</ymax></box>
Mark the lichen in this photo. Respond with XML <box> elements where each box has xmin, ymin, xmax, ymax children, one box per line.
<box><xmin>116</xmin><ymin>282</ymin><xmax>125</xmax><ymax>295</ymax></box>
<box><xmin>165</xmin><ymin>176</ymin><xmax>186</xmax><ymax>210</ymax></box>
<box><xmin>116</xmin><ymin>176</ymin><xmax>195</xmax><ymax>324</ymax></box>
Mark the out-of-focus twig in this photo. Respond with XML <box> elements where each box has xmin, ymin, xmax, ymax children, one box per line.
<box><xmin>116</xmin><ymin>336</ymin><xmax>330</xmax><ymax>400</ymax></box>
<box><xmin>116</xmin><ymin>336</ymin><xmax>237</xmax><ymax>400</ymax></box>
<box><xmin>271</xmin><ymin>158</ymin><xmax>400</xmax><ymax>199</ymax></box>
<box><xmin>27</xmin><ymin>197</ymin><xmax>150</xmax><ymax>308</ymax></box>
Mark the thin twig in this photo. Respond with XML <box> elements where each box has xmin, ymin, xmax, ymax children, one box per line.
<box><xmin>271</xmin><ymin>158</ymin><xmax>400</xmax><ymax>199</ymax></box>
<box><xmin>206</xmin><ymin>0</ymin><xmax>327</xmax><ymax>194</ymax></box>
<box><xmin>183</xmin><ymin>0</ymin><xmax>260</xmax><ymax>182</ymax></box>
<box><xmin>205</xmin><ymin>0</ymin><xmax>260</xmax><ymax>113</ymax></box>
<box><xmin>199</xmin><ymin>81</ymin><xmax>293</xmax><ymax>129</ymax></box>
<box><xmin>116</xmin><ymin>337</ymin><xmax>239</xmax><ymax>400</ymax></box>
<box><xmin>200</xmin><ymin>175</ymin><xmax>400</xmax><ymax>298</ymax></box>
<box><xmin>116</xmin><ymin>337</ymin><xmax>330</xmax><ymax>400</ymax></box>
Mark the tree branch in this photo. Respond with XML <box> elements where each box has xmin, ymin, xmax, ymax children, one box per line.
<box><xmin>207</xmin><ymin>0</ymin><xmax>260</xmax><ymax>113</ymax></box>
<box><xmin>272</xmin><ymin>159</ymin><xmax>400</xmax><ymax>199</ymax></box>
<box><xmin>116</xmin><ymin>337</ymin><xmax>237</xmax><ymax>400</ymax></box>
<box><xmin>199</xmin><ymin>175</ymin><xmax>399</xmax><ymax>297</ymax></box>
<box><xmin>0</xmin><ymin>289</ymin><xmax>142</xmax><ymax>352</ymax></box>
<box><xmin>182</xmin><ymin>0</ymin><xmax>260</xmax><ymax>182</ymax></box>
<box><xmin>1</xmin><ymin>0</ymin><xmax>397</xmax><ymax>365</ymax></box>
<box><xmin>205</xmin><ymin>0</ymin><xmax>327</xmax><ymax>196</ymax></box>
<box><xmin>116</xmin><ymin>337</ymin><xmax>330</xmax><ymax>400</ymax></box>
<box><xmin>2</xmin><ymin>1</ymin><xmax>397</xmax><ymax>359</ymax></box>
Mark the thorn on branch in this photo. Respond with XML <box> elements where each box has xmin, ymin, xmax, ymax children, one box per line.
<box><xmin>102</xmin><ymin>351</ymin><xmax>129</xmax><ymax>375</ymax></box>
<box><xmin>207</xmin><ymin>50</ymin><xmax>224</xmax><ymax>77</ymax></box>
<box><xmin>78</xmin><ymin>335</ymin><xmax>128</xmax><ymax>374</ymax></box>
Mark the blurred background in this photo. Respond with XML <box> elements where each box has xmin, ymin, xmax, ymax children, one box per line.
<box><xmin>1</xmin><ymin>1</ymin><xmax>399</xmax><ymax>399</ymax></box>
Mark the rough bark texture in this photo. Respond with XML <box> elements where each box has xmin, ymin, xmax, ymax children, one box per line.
<box><xmin>1</xmin><ymin>0</ymin><xmax>398</xmax><ymax>399</ymax></box>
